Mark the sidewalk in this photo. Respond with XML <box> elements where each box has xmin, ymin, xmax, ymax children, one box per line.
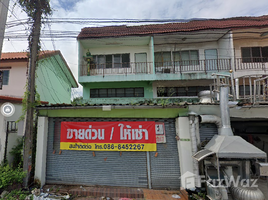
<box><xmin>42</xmin><ymin>185</ymin><xmax>188</xmax><ymax>200</ymax></box>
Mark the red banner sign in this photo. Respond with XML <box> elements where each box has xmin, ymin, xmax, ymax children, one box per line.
<box><xmin>60</xmin><ymin>121</ymin><xmax>157</xmax><ymax>151</ymax></box>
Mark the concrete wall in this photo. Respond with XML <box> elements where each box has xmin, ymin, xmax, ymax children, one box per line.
<box><xmin>0</xmin><ymin>103</ymin><xmax>23</xmax><ymax>163</ymax></box>
<box><xmin>0</xmin><ymin>61</ymin><xmax>28</xmax><ymax>97</ymax></box>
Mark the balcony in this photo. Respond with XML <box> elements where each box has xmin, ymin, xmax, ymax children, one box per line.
<box><xmin>80</xmin><ymin>62</ymin><xmax>153</xmax><ymax>76</ymax></box>
<box><xmin>80</xmin><ymin>59</ymin><xmax>232</xmax><ymax>77</ymax></box>
<box><xmin>155</xmin><ymin>59</ymin><xmax>231</xmax><ymax>74</ymax></box>
<box><xmin>235</xmin><ymin>58</ymin><xmax>268</xmax><ymax>71</ymax></box>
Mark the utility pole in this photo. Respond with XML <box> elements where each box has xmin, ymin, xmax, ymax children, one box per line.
<box><xmin>23</xmin><ymin>0</ymin><xmax>42</xmax><ymax>187</ymax></box>
<box><xmin>0</xmin><ymin>0</ymin><xmax>10</xmax><ymax>89</ymax></box>
<box><xmin>0</xmin><ymin>0</ymin><xmax>9</xmax><ymax>58</ymax></box>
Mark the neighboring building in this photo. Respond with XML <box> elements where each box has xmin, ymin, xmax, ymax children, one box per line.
<box><xmin>35</xmin><ymin>15</ymin><xmax>268</xmax><ymax>192</ymax></box>
<box><xmin>0</xmin><ymin>50</ymin><xmax>78</xmax><ymax>164</ymax></box>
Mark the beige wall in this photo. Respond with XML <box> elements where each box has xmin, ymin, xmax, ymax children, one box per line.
<box><xmin>0</xmin><ymin>61</ymin><xmax>27</xmax><ymax>97</ymax></box>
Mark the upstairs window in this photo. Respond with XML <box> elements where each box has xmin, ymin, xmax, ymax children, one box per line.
<box><xmin>154</xmin><ymin>50</ymin><xmax>199</xmax><ymax>67</ymax></box>
<box><xmin>2</xmin><ymin>70</ymin><xmax>9</xmax><ymax>85</ymax></box>
<box><xmin>93</xmin><ymin>54</ymin><xmax>130</xmax><ymax>69</ymax></box>
<box><xmin>241</xmin><ymin>47</ymin><xmax>268</xmax><ymax>62</ymax></box>
<box><xmin>90</xmin><ymin>87</ymin><xmax>144</xmax><ymax>98</ymax></box>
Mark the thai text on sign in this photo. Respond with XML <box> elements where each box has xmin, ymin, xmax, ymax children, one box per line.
<box><xmin>60</xmin><ymin>121</ymin><xmax>157</xmax><ymax>151</ymax></box>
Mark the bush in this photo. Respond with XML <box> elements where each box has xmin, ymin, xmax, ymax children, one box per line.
<box><xmin>1</xmin><ymin>189</ymin><xmax>30</xmax><ymax>200</ymax></box>
<box><xmin>0</xmin><ymin>164</ymin><xmax>26</xmax><ymax>189</ymax></box>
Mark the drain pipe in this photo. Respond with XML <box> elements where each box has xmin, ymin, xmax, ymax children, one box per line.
<box><xmin>220</xmin><ymin>85</ymin><xmax>233</xmax><ymax>136</ymax></box>
<box><xmin>189</xmin><ymin>112</ymin><xmax>201</xmax><ymax>188</ymax></box>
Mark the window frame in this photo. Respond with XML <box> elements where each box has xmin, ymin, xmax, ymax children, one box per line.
<box><xmin>157</xmin><ymin>86</ymin><xmax>210</xmax><ymax>97</ymax></box>
<box><xmin>154</xmin><ymin>50</ymin><xmax>199</xmax><ymax>67</ymax></box>
<box><xmin>93</xmin><ymin>54</ymin><xmax>130</xmax><ymax>69</ymax></box>
<box><xmin>90</xmin><ymin>87</ymin><xmax>144</xmax><ymax>98</ymax></box>
<box><xmin>241</xmin><ymin>47</ymin><xmax>268</xmax><ymax>63</ymax></box>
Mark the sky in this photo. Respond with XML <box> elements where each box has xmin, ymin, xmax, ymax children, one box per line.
<box><xmin>2</xmin><ymin>0</ymin><xmax>268</xmax><ymax>98</ymax></box>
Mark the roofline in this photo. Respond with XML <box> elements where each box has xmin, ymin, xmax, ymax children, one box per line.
<box><xmin>0</xmin><ymin>95</ymin><xmax>49</xmax><ymax>104</ymax></box>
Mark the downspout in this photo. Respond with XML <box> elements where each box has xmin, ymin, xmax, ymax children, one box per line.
<box><xmin>189</xmin><ymin>113</ymin><xmax>201</xmax><ymax>187</ymax></box>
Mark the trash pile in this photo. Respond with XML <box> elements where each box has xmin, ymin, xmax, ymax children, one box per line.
<box><xmin>31</xmin><ymin>188</ymin><xmax>70</xmax><ymax>200</ymax></box>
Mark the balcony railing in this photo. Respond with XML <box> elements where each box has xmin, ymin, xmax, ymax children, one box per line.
<box><xmin>155</xmin><ymin>59</ymin><xmax>231</xmax><ymax>73</ymax></box>
<box><xmin>235</xmin><ymin>58</ymin><xmax>268</xmax><ymax>71</ymax></box>
<box><xmin>80</xmin><ymin>62</ymin><xmax>153</xmax><ymax>76</ymax></box>
<box><xmin>80</xmin><ymin>59</ymin><xmax>231</xmax><ymax>76</ymax></box>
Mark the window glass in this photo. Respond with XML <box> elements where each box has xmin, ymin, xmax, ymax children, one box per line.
<box><xmin>157</xmin><ymin>87</ymin><xmax>167</xmax><ymax>97</ymax></box>
<box><xmin>116</xmin><ymin>88</ymin><xmax>125</xmax><ymax>97</ymax></box>
<box><xmin>181</xmin><ymin>51</ymin><xmax>190</xmax><ymax>65</ymax></box>
<box><xmin>106</xmin><ymin>55</ymin><xmax>112</xmax><ymax>68</ymax></box>
<box><xmin>114</xmin><ymin>54</ymin><xmax>121</xmax><ymax>68</ymax></box>
<box><xmin>3</xmin><ymin>70</ymin><xmax>9</xmax><ymax>85</ymax></box>
<box><xmin>187</xmin><ymin>87</ymin><xmax>198</xmax><ymax>96</ymax></box>
<box><xmin>122</xmin><ymin>54</ymin><xmax>130</xmax><ymax>68</ymax></box>
<box><xmin>162</xmin><ymin>52</ymin><xmax>171</xmax><ymax>67</ymax></box>
<box><xmin>107</xmin><ymin>89</ymin><xmax>116</xmax><ymax>97</ymax></box>
<box><xmin>190</xmin><ymin>50</ymin><xmax>199</xmax><ymax>65</ymax></box>
<box><xmin>262</xmin><ymin>47</ymin><xmax>268</xmax><ymax>62</ymax></box>
<box><xmin>252</xmin><ymin>47</ymin><xmax>261</xmax><ymax>62</ymax></box>
<box><xmin>135</xmin><ymin>88</ymin><xmax>144</xmax><ymax>97</ymax></box>
<box><xmin>90</xmin><ymin>89</ymin><xmax>98</xmax><ymax>98</ymax></box>
<box><xmin>167</xmin><ymin>87</ymin><xmax>176</xmax><ymax>96</ymax></box>
<box><xmin>98</xmin><ymin>89</ymin><xmax>107</xmax><ymax>98</ymax></box>
<box><xmin>241</xmin><ymin>47</ymin><xmax>251</xmax><ymax>62</ymax></box>
<box><xmin>98</xmin><ymin>55</ymin><xmax>105</xmax><ymax>69</ymax></box>
<box><xmin>125</xmin><ymin>88</ymin><xmax>134</xmax><ymax>97</ymax></box>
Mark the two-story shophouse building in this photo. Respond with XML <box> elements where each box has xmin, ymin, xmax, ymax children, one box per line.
<box><xmin>36</xmin><ymin>16</ymin><xmax>268</xmax><ymax>190</ymax></box>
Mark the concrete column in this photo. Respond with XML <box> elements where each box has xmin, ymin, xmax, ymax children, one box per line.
<box><xmin>176</xmin><ymin>117</ymin><xmax>195</xmax><ymax>189</ymax></box>
<box><xmin>34</xmin><ymin>116</ymin><xmax>48</xmax><ymax>187</ymax></box>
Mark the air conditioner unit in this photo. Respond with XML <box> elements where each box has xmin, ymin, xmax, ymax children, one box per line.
<box><xmin>162</xmin><ymin>68</ymin><xmax>171</xmax><ymax>73</ymax></box>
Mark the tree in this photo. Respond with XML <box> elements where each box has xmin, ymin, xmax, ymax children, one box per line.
<box><xmin>17</xmin><ymin>0</ymin><xmax>51</xmax><ymax>187</ymax></box>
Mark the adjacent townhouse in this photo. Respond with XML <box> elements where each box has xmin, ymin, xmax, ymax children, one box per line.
<box><xmin>35</xmin><ymin>15</ymin><xmax>268</xmax><ymax>194</ymax></box>
<box><xmin>0</xmin><ymin>50</ymin><xmax>78</xmax><ymax>164</ymax></box>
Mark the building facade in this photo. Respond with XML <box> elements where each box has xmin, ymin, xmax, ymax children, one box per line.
<box><xmin>36</xmin><ymin>16</ymin><xmax>268</xmax><ymax>191</ymax></box>
<box><xmin>0</xmin><ymin>51</ymin><xmax>78</xmax><ymax>164</ymax></box>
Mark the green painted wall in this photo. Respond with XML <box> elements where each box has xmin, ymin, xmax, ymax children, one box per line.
<box><xmin>38</xmin><ymin>106</ymin><xmax>188</xmax><ymax>118</ymax></box>
<box><xmin>36</xmin><ymin>55</ymin><xmax>75</xmax><ymax>104</ymax></box>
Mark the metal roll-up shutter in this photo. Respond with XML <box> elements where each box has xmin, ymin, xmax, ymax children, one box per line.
<box><xmin>149</xmin><ymin>118</ymin><xmax>181</xmax><ymax>189</ymax></box>
<box><xmin>199</xmin><ymin>123</ymin><xmax>218</xmax><ymax>142</ymax></box>
<box><xmin>46</xmin><ymin>118</ymin><xmax>148</xmax><ymax>188</ymax></box>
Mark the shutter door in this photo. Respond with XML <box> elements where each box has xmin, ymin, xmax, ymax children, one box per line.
<box><xmin>46</xmin><ymin>118</ymin><xmax>148</xmax><ymax>187</ymax></box>
<box><xmin>199</xmin><ymin>123</ymin><xmax>218</xmax><ymax>142</ymax></box>
<box><xmin>150</xmin><ymin>119</ymin><xmax>181</xmax><ymax>189</ymax></box>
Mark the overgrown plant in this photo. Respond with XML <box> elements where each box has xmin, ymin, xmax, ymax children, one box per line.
<box><xmin>1</xmin><ymin>189</ymin><xmax>30</xmax><ymax>200</ymax></box>
<box><xmin>9</xmin><ymin>139</ymin><xmax>24</xmax><ymax>168</ymax></box>
<box><xmin>0</xmin><ymin>164</ymin><xmax>26</xmax><ymax>189</ymax></box>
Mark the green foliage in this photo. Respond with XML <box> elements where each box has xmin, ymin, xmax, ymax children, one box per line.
<box><xmin>9</xmin><ymin>139</ymin><xmax>24</xmax><ymax>168</ymax></box>
<box><xmin>71</xmin><ymin>96</ymin><xmax>83</xmax><ymax>105</ymax></box>
<box><xmin>17</xmin><ymin>84</ymin><xmax>41</xmax><ymax>122</ymax></box>
<box><xmin>0</xmin><ymin>165</ymin><xmax>26</xmax><ymax>189</ymax></box>
<box><xmin>18</xmin><ymin>0</ymin><xmax>52</xmax><ymax>18</ymax></box>
<box><xmin>0</xmin><ymin>189</ymin><xmax>30</xmax><ymax>200</ymax></box>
